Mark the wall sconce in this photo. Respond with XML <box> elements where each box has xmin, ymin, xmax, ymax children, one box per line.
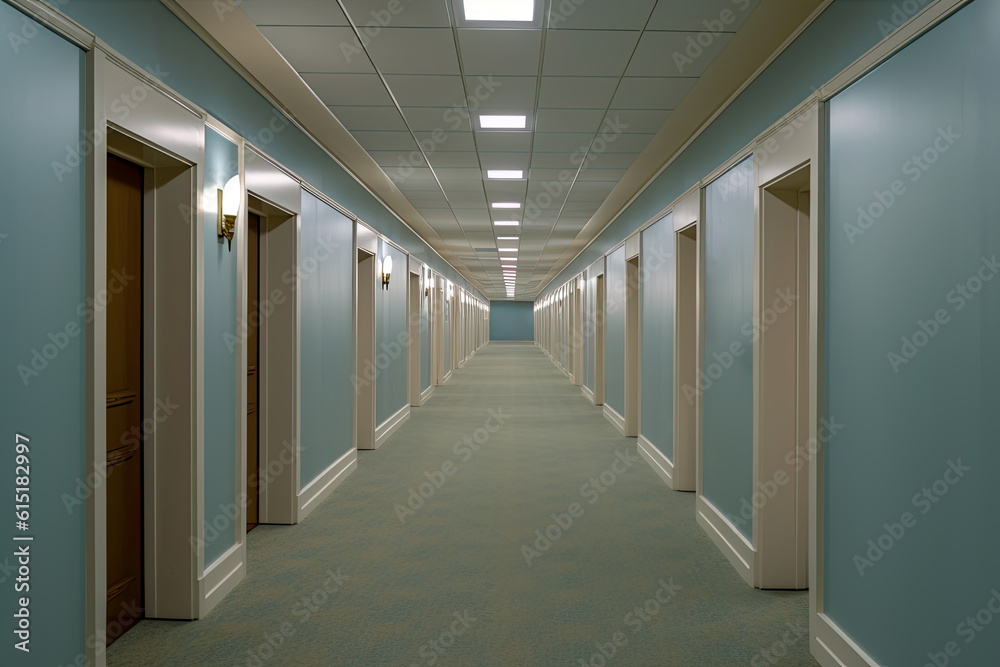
<box><xmin>381</xmin><ymin>254</ymin><xmax>392</xmax><ymax>290</ymax></box>
<box><xmin>217</xmin><ymin>175</ymin><xmax>241</xmax><ymax>251</ymax></box>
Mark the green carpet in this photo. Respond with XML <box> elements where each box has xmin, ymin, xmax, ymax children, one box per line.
<box><xmin>109</xmin><ymin>343</ymin><xmax>815</xmax><ymax>666</ymax></box>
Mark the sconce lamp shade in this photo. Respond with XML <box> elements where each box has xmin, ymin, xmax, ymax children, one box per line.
<box><xmin>381</xmin><ymin>254</ymin><xmax>392</xmax><ymax>290</ymax></box>
<box><xmin>218</xmin><ymin>174</ymin><xmax>241</xmax><ymax>251</ymax></box>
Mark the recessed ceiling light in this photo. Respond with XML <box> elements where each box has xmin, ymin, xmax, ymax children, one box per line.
<box><xmin>494</xmin><ymin>220</ymin><xmax>519</xmax><ymax>226</ymax></box>
<box><xmin>487</xmin><ymin>169</ymin><xmax>524</xmax><ymax>179</ymax></box>
<box><xmin>492</xmin><ymin>202</ymin><xmax>521</xmax><ymax>209</ymax></box>
<box><xmin>463</xmin><ymin>0</ymin><xmax>534</xmax><ymax>21</ymax></box>
<box><xmin>499</xmin><ymin>248</ymin><xmax>518</xmax><ymax>253</ymax></box>
<box><xmin>496</xmin><ymin>236</ymin><xmax>519</xmax><ymax>240</ymax></box>
<box><xmin>480</xmin><ymin>115</ymin><xmax>527</xmax><ymax>130</ymax></box>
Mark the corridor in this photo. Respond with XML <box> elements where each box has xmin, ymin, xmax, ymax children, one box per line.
<box><xmin>109</xmin><ymin>344</ymin><xmax>809</xmax><ymax>666</ymax></box>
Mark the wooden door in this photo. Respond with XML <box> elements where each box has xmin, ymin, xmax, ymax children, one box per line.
<box><xmin>247</xmin><ymin>213</ymin><xmax>260</xmax><ymax>531</ymax></box>
<box><xmin>105</xmin><ymin>154</ymin><xmax>144</xmax><ymax>643</ymax></box>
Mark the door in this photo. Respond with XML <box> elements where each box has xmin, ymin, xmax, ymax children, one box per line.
<box><xmin>105</xmin><ymin>154</ymin><xmax>144</xmax><ymax>643</ymax></box>
<box><xmin>246</xmin><ymin>213</ymin><xmax>261</xmax><ymax>531</ymax></box>
<box><xmin>356</xmin><ymin>250</ymin><xmax>376</xmax><ymax>450</ymax></box>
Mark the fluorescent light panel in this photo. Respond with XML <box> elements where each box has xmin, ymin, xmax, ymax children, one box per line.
<box><xmin>487</xmin><ymin>169</ymin><xmax>524</xmax><ymax>180</ymax></box>
<box><xmin>491</xmin><ymin>202</ymin><xmax>521</xmax><ymax>209</ymax></box>
<box><xmin>498</xmin><ymin>248</ymin><xmax>518</xmax><ymax>253</ymax></box>
<box><xmin>464</xmin><ymin>0</ymin><xmax>534</xmax><ymax>21</ymax></box>
<box><xmin>494</xmin><ymin>221</ymin><xmax>519</xmax><ymax>226</ymax></box>
<box><xmin>480</xmin><ymin>115</ymin><xmax>527</xmax><ymax>129</ymax></box>
<box><xmin>496</xmin><ymin>236</ymin><xmax>519</xmax><ymax>240</ymax></box>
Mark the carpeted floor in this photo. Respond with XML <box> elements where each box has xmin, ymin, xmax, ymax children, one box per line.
<box><xmin>109</xmin><ymin>342</ymin><xmax>814</xmax><ymax>666</ymax></box>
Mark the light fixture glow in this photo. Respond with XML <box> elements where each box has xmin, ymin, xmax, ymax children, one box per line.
<box><xmin>480</xmin><ymin>115</ymin><xmax>527</xmax><ymax>129</ymax></box>
<box><xmin>496</xmin><ymin>236</ymin><xmax>519</xmax><ymax>240</ymax></box>
<box><xmin>494</xmin><ymin>220</ymin><xmax>519</xmax><ymax>226</ymax></box>
<box><xmin>491</xmin><ymin>202</ymin><xmax>521</xmax><ymax>209</ymax></box>
<box><xmin>463</xmin><ymin>0</ymin><xmax>534</xmax><ymax>21</ymax></box>
<box><xmin>217</xmin><ymin>174</ymin><xmax>241</xmax><ymax>251</ymax></box>
<box><xmin>487</xmin><ymin>169</ymin><xmax>524</xmax><ymax>179</ymax></box>
<box><xmin>498</xmin><ymin>248</ymin><xmax>518</xmax><ymax>253</ymax></box>
<box><xmin>380</xmin><ymin>254</ymin><xmax>392</xmax><ymax>290</ymax></box>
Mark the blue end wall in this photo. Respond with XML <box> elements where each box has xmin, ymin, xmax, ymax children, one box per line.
<box><xmin>489</xmin><ymin>301</ymin><xmax>535</xmax><ymax>341</ymax></box>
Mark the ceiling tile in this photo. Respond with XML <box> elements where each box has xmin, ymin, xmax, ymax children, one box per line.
<box><xmin>611</xmin><ymin>77</ymin><xmax>696</xmax><ymax>109</ymax></box>
<box><xmin>466</xmin><ymin>76</ymin><xmax>536</xmax><ymax>110</ymax></box>
<box><xmin>535</xmin><ymin>108</ymin><xmax>606</xmax><ymax>133</ymax></box>
<box><xmin>260</xmin><ymin>27</ymin><xmax>375</xmax><ymax>73</ymax></box>
<box><xmin>475</xmin><ymin>131</ymin><xmax>533</xmax><ymax>152</ymax></box>
<box><xmin>436</xmin><ymin>167</ymin><xmax>485</xmax><ymax>182</ymax></box>
<box><xmin>418</xmin><ymin>131</ymin><xmax>475</xmax><ymax>151</ymax></box>
<box><xmin>341</xmin><ymin>0</ymin><xmax>453</xmax><ymax>28</ymax></box>
<box><xmin>646</xmin><ymin>0</ymin><xmax>760</xmax><ymax>32</ymax></box>
<box><xmin>530</xmin><ymin>152</ymin><xmax>576</xmax><ymax>168</ymax></box>
<box><xmin>546</xmin><ymin>0</ymin><xmax>656</xmax><ymax>30</ymax></box>
<box><xmin>384</xmin><ymin>75</ymin><xmax>467</xmax><ymax>106</ymax></box>
<box><xmin>577</xmin><ymin>168</ymin><xmax>628</xmax><ymax>182</ymax></box>
<box><xmin>538</xmin><ymin>76</ymin><xmax>618</xmax><ymax>108</ymax></box>
<box><xmin>542</xmin><ymin>30</ymin><xmax>639</xmax><ymax>77</ymax></box>
<box><xmin>365</xmin><ymin>28</ymin><xmax>460</xmax><ymax>74</ymax></box>
<box><xmin>367</xmin><ymin>149</ymin><xmax>426</xmax><ymax>167</ymax></box>
<box><xmin>595</xmin><ymin>133</ymin><xmax>656</xmax><ymax>153</ymax></box>
<box><xmin>329</xmin><ymin>106</ymin><xmax>407</xmax><ymax>131</ymax></box>
<box><xmin>386</xmin><ymin>166</ymin><xmax>436</xmax><ymax>186</ymax></box>
<box><xmin>582</xmin><ymin>151</ymin><xmax>642</xmax><ymax>169</ymax></box>
<box><xmin>400</xmin><ymin>107</ymin><xmax>472</xmax><ymax>132</ymax></box>
<box><xmin>350</xmin><ymin>130</ymin><xmax>418</xmax><ymax>151</ymax></box>
<box><xmin>301</xmin><ymin>72</ymin><xmax>393</xmax><ymax>106</ymax></box>
<box><xmin>479</xmin><ymin>152</ymin><xmax>531</xmax><ymax>171</ymax></box>
<box><xmin>446</xmin><ymin>191</ymin><xmax>488</xmax><ymax>207</ymax></box>
<box><xmin>426</xmin><ymin>151</ymin><xmax>481</xmax><ymax>169</ymax></box>
<box><xmin>605</xmin><ymin>109</ymin><xmax>672</xmax><ymax>134</ymax></box>
<box><xmin>457</xmin><ymin>29</ymin><xmax>542</xmax><ymax>76</ymax></box>
<box><xmin>242</xmin><ymin>0</ymin><xmax>350</xmax><ymax>26</ymax></box>
<box><xmin>626</xmin><ymin>31</ymin><xmax>733</xmax><ymax>77</ymax></box>
<box><xmin>532</xmin><ymin>132</ymin><xmax>596</xmax><ymax>153</ymax></box>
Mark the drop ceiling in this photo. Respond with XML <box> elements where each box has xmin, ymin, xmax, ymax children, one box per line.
<box><xmin>171</xmin><ymin>0</ymin><xmax>816</xmax><ymax>300</ymax></box>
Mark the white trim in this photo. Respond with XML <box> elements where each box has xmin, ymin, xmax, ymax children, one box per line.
<box><xmin>637</xmin><ymin>435</ymin><xmax>675</xmax><ymax>489</ymax></box>
<box><xmin>581</xmin><ymin>384</ymin><xmax>596</xmax><ymax>405</ymax></box>
<box><xmin>696</xmin><ymin>495</ymin><xmax>754</xmax><ymax>586</ymax></box>
<box><xmin>374</xmin><ymin>404</ymin><xmax>410</xmax><ymax>449</ymax></box>
<box><xmin>5</xmin><ymin>0</ymin><xmax>94</xmax><ymax>48</ymax></box>
<box><xmin>603</xmin><ymin>404</ymin><xmax>626</xmax><ymax>436</ymax></box>
<box><xmin>443</xmin><ymin>369</ymin><xmax>453</xmax><ymax>384</ymax></box>
<box><xmin>297</xmin><ymin>449</ymin><xmax>358</xmax><ymax>520</ymax></box>
<box><xmin>812</xmin><ymin>613</ymin><xmax>881</xmax><ymax>667</ymax></box>
<box><xmin>198</xmin><ymin>542</ymin><xmax>245</xmax><ymax>617</ymax></box>
<box><xmin>420</xmin><ymin>384</ymin><xmax>435</xmax><ymax>405</ymax></box>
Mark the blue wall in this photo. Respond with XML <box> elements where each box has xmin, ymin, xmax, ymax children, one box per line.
<box><xmin>375</xmin><ymin>241</ymin><xmax>408</xmax><ymax>426</ymax></box>
<box><xmin>825</xmin><ymin>1</ymin><xmax>1000</xmax><ymax>662</ymax></box>
<box><xmin>299</xmin><ymin>191</ymin><xmax>355</xmax><ymax>487</ymax></box>
<box><xmin>0</xmin><ymin>3</ymin><xmax>86</xmax><ymax>663</ymax></box>
<box><xmin>203</xmin><ymin>128</ymin><xmax>239</xmax><ymax>565</ymax></box>
<box><xmin>640</xmin><ymin>214</ymin><xmax>675</xmax><ymax>459</ymax></box>
<box><xmin>702</xmin><ymin>158</ymin><xmax>754</xmax><ymax>539</ymax></box>
<box><xmin>489</xmin><ymin>301</ymin><xmax>534</xmax><ymax>341</ymax></box>
<box><xmin>604</xmin><ymin>246</ymin><xmax>627</xmax><ymax>417</ymax></box>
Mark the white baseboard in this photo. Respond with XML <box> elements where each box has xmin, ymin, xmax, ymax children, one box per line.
<box><xmin>297</xmin><ymin>449</ymin><xmax>357</xmax><ymax>520</ymax></box>
<box><xmin>443</xmin><ymin>369</ymin><xmax>453</xmax><ymax>383</ymax></box>
<box><xmin>603</xmin><ymin>404</ymin><xmax>626</xmax><ymax>435</ymax></box>
<box><xmin>812</xmin><ymin>612</ymin><xmax>881</xmax><ymax>667</ymax></box>
<box><xmin>420</xmin><ymin>384</ymin><xmax>434</xmax><ymax>404</ymax></box>
<box><xmin>696</xmin><ymin>494</ymin><xmax>754</xmax><ymax>586</ymax></box>
<box><xmin>637</xmin><ymin>434</ymin><xmax>675</xmax><ymax>489</ymax></box>
<box><xmin>375</xmin><ymin>404</ymin><xmax>410</xmax><ymax>449</ymax></box>
<box><xmin>198</xmin><ymin>542</ymin><xmax>245</xmax><ymax>617</ymax></box>
<box><xmin>582</xmin><ymin>384</ymin><xmax>595</xmax><ymax>404</ymax></box>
